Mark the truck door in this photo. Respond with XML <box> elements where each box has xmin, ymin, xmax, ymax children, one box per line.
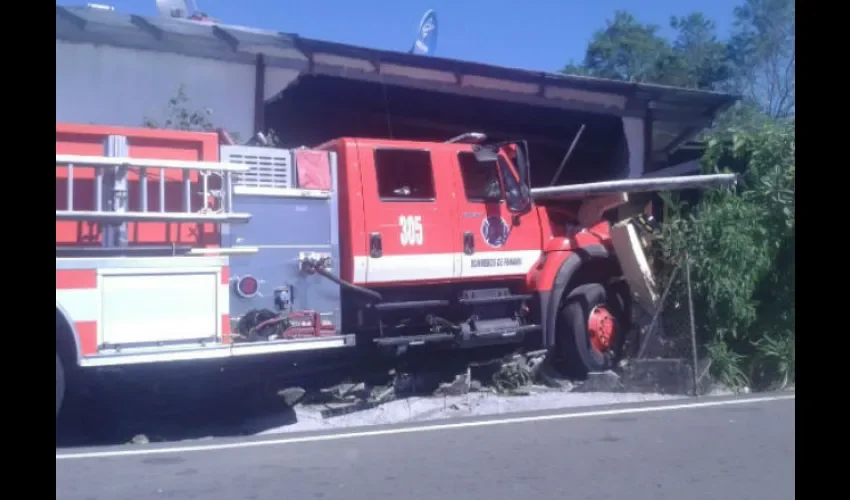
<box><xmin>454</xmin><ymin>149</ymin><xmax>542</xmax><ymax>279</ymax></box>
<box><xmin>356</xmin><ymin>143</ymin><xmax>459</xmax><ymax>284</ymax></box>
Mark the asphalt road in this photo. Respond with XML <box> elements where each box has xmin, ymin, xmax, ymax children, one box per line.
<box><xmin>56</xmin><ymin>393</ymin><xmax>795</xmax><ymax>500</ymax></box>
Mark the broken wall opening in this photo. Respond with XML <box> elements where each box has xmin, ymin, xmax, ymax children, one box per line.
<box><xmin>265</xmin><ymin>75</ymin><xmax>633</xmax><ymax>186</ymax></box>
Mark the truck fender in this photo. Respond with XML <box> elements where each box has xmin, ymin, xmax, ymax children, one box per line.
<box><xmin>56</xmin><ymin>302</ymin><xmax>82</xmax><ymax>367</ymax></box>
<box><xmin>539</xmin><ymin>244</ymin><xmax>612</xmax><ymax>349</ymax></box>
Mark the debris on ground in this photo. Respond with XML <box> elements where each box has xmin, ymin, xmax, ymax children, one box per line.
<box><xmin>129</xmin><ymin>434</ymin><xmax>149</xmax><ymax>445</ymax></box>
<box><xmin>572</xmin><ymin>371</ymin><xmax>626</xmax><ymax>393</ymax></box>
<box><xmin>433</xmin><ymin>367</ymin><xmax>472</xmax><ymax>396</ymax></box>
<box><xmin>392</xmin><ymin>371</ymin><xmax>443</xmax><ymax>397</ymax></box>
<box><xmin>261</xmin><ymin>390</ymin><xmax>681</xmax><ymax>435</ymax></box>
<box><xmin>71</xmin><ymin>351</ymin><xmax>716</xmax><ymax>446</ymax></box>
<box><xmin>491</xmin><ymin>355</ymin><xmax>535</xmax><ymax>394</ymax></box>
<box><xmin>283</xmin><ymin>349</ymin><xmax>710</xmax><ymax>422</ymax></box>
<box><xmin>277</xmin><ymin>387</ymin><xmax>306</xmax><ymax>407</ymax></box>
<box><xmin>319</xmin><ymin>399</ymin><xmax>383</xmax><ymax>419</ymax></box>
<box><xmin>327</xmin><ymin>382</ymin><xmax>370</xmax><ymax>401</ymax></box>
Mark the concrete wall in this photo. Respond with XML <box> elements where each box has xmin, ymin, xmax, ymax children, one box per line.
<box><xmin>56</xmin><ymin>40</ymin><xmax>301</xmax><ymax>140</ymax></box>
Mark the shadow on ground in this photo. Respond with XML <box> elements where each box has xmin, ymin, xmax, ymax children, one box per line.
<box><xmin>56</xmin><ymin>352</ymin><xmax>706</xmax><ymax>448</ymax></box>
<box><xmin>55</xmin><ymin>347</ymin><xmax>505</xmax><ymax>447</ymax></box>
<box><xmin>56</xmin><ymin>376</ymin><xmax>300</xmax><ymax>447</ymax></box>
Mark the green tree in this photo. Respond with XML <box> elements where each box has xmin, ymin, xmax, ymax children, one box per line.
<box><xmin>564</xmin><ymin>11</ymin><xmax>670</xmax><ymax>83</ymax></box>
<box><xmin>562</xmin><ymin>11</ymin><xmax>732</xmax><ymax>91</ymax></box>
<box><xmin>664</xmin><ymin>13</ymin><xmax>735</xmax><ymax>89</ymax></box>
<box><xmin>143</xmin><ymin>85</ymin><xmax>216</xmax><ymax>132</ymax></box>
<box><xmin>562</xmin><ymin>1</ymin><xmax>795</xmax><ymax>112</ymax></box>
<box><xmin>728</xmin><ymin>0</ymin><xmax>795</xmax><ymax>118</ymax></box>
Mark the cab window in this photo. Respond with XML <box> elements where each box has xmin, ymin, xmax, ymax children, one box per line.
<box><xmin>458</xmin><ymin>152</ymin><xmax>502</xmax><ymax>202</ymax></box>
<box><xmin>374</xmin><ymin>149</ymin><xmax>435</xmax><ymax>201</ymax></box>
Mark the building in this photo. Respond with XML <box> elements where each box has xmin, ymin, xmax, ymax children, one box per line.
<box><xmin>56</xmin><ymin>4</ymin><xmax>737</xmax><ymax>182</ymax></box>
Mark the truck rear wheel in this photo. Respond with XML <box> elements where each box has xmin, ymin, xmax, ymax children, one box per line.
<box><xmin>557</xmin><ymin>283</ymin><xmax>626</xmax><ymax>377</ymax></box>
<box><xmin>56</xmin><ymin>352</ymin><xmax>65</xmax><ymax>418</ymax></box>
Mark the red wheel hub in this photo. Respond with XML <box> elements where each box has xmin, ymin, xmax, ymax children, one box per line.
<box><xmin>587</xmin><ymin>306</ymin><xmax>617</xmax><ymax>352</ymax></box>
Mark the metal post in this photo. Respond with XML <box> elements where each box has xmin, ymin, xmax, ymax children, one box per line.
<box><xmin>94</xmin><ymin>169</ymin><xmax>103</xmax><ymax>212</ymax></box>
<box><xmin>183</xmin><ymin>170</ymin><xmax>192</xmax><ymax>213</ymax></box>
<box><xmin>685</xmin><ymin>253</ymin><xmax>699</xmax><ymax>396</ymax></box>
<box><xmin>139</xmin><ymin>167</ymin><xmax>148</xmax><ymax>212</ymax></box>
<box><xmin>202</xmin><ymin>172</ymin><xmax>210</xmax><ymax>210</ymax></box>
<box><xmin>224</xmin><ymin>172</ymin><xmax>233</xmax><ymax>213</ymax></box>
<box><xmin>159</xmin><ymin>169</ymin><xmax>166</xmax><ymax>213</ymax></box>
<box><xmin>66</xmin><ymin>164</ymin><xmax>74</xmax><ymax>211</ymax></box>
<box><xmin>637</xmin><ymin>263</ymin><xmax>681</xmax><ymax>359</ymax></box>
<box><xmin>103</xmin><ymin>135</ymin><xmax>129</xmax><ymax>248</ymax></box>
<box><xmin>548</xmin><ymin>124</ymin><xmax>585</xmax><ymax>186</ymax></box>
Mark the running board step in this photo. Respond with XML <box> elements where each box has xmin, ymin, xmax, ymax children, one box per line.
<box><xmin>372</xmin><ymin>300</ymin><xmax>450</xmax><ymax>311</ymax></box>
<box><xmin>373</xmin><ymin>324</ymin><xmax>541</xmax><ymax>347</ymax></box>
<box><xmin>374</xmin><ymin>333</ymin><xmax>455</xmax><ymax>347</ymax></box>
<box><xmin>459</xmin><ymin>294</ymin><xmax>533</xmax><ymax>305</ymax></box>
<box><xmin>370</xmin><ymin>295</ymin><xmax>531</xmax><ymax>312</ymax></box>
<box><xmin>470</xmin><ymin>324</ymin><xmax>541</xmax><ymax>338</ymax></box>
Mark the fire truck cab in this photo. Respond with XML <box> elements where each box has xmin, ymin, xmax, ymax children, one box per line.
<box><xmin>331</xmin><ymin>137</ymin><xmax>541</xmax><ymax>288</ymax></box>
<box><xmin>227</xmin><ymin>134</ymin><xmax>635</xmax><ymax>372</ymax></box>
<box><xmin>322</xmin><ymin>137</ymin><xmax>551</xmax><ymax>348</ymax></box>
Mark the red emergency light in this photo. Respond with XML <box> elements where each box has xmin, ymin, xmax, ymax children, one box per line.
<box><xmin>235</xmin><ymin>275</ymin><xmax>259</xmax><ymax>299</ymax></box>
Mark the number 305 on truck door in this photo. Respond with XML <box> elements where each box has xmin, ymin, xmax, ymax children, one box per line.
<box><xmin>399</xmin><ymin>215</ymin><xmax>423</xmax><ymax>246</ymax></box>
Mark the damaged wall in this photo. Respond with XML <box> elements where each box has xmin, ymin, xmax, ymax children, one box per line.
<box><xmin>265</xmin><ymin>76</ymin><xmax>641</xmax><ymax>186</ymax></box>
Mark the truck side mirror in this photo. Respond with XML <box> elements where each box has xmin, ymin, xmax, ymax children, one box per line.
<box><xmin>502</xmin><ymin>147</ymin><xmax>533</xmax><ymax>216</ymax></box>
<box><xmin>473</xmin><ymin>144</ymin><xmax>532</xmax><ymax>214</ymax></box>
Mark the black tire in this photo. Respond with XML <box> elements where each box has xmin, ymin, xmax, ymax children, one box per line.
<box><xmin>557</xmin><ymin>283</ymin><xmax>627</xmax><ymax>377</ymax></box>
<box><xmin>56</xmin><ymin>352</ymin><xmax>65</xmax><ymax>418</ymax></box>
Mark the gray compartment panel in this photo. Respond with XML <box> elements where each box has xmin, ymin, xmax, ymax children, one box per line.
<box><xmin>228</xmin><ymin>248</ymin><xmax>341</xmax><ymax>331</ymax></box>
<box><xmin>227</xmin><ymin>196</ymin><xmax>332</xmax><ymax>248</ymax></box>
<box><xmin>227</xmin><ymin>193</ymin><xmax>340</xmax><ymax>335</ymax></box>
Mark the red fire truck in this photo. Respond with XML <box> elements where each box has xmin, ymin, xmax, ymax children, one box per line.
<box><xmin>55</xmin><ymin>122</ymin><xmax>734</xmax><ymax>417</ymax></box>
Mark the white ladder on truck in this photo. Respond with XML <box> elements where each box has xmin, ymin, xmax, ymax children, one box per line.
<box><xmin>56</xmin><ymin>136</ymin><xmax>252</xmax><ymax>226</ymax></box>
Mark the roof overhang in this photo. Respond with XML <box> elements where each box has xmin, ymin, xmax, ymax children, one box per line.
<box><xmin>56</xmin><ymin>5</ymin><xmax>740</xmax><ymax>155</ymax></box>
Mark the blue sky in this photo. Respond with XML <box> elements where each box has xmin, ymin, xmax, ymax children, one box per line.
<box><xmin>65</xmin><ymin>0</ymin><xmax>742</xmax><ymax>72</ymax></box>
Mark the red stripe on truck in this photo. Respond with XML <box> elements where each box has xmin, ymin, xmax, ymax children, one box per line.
<box><xmin>221</xmin><ymin>314</ymin><xmax>231</xmax><ymax>344</ymax></box>
<box><xmin>56</xmin><ymin>269</ymin><xmax>97</xmax><ymax>289</ymax></box>
<box><xmin>75</xmin><ymin>321</ymin><xmax>98</xmax><ymax>356</ymax></box>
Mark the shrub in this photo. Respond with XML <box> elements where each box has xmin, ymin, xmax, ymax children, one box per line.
<box><xmin>656</xmin><ymin>120</ymin><xmax>794</xmax><ymax>388</ymax></box>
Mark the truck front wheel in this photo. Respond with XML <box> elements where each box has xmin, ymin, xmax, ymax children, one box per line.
<box><xmin>56</xmin><ymin>352</ymin><xmax>65</xmax><ymax>418</ymax></box>
<box><xmin>557</xmin><ymin>283</ymin><xmax>626</xmax><ymax>377</ymax></box>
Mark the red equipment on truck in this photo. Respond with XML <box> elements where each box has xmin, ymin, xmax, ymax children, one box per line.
<box><xmin>55</xmin><ymin>122</ymin><xmax>735</xmax><ymax>417</ymax></box>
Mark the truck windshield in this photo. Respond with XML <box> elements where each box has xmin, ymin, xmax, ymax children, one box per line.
<box><xmin>458</xmin><ymin>152</ymin><xmax>501</xmax><ymax>202</ymax></box>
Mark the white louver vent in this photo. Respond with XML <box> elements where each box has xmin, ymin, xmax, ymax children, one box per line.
<box><xmin>221</xmin><ymin>146</ymin><xmax>293</xmax><ymax>190</ymax></box>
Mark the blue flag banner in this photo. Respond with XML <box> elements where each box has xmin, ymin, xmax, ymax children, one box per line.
<box><xmin>410</xmin><ymin>10</ymin><xmax>438</xmax><ymax>55</ymax></box>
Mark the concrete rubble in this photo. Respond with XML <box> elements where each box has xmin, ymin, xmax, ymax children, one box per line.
<box><xmin>277</xmin><ymin>350</ymin><xmax>709</xmax><ymax>422</ymax></box>
<box><xmin>120</xmin><ymin>350</ymin><xmax>714</xmax><ymax>444</ymax></box>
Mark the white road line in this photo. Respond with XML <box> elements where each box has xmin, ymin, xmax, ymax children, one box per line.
<box><xmin>56</xmin><ymin>394</ymin><xmax>794</xmax><ymax>461</ymax></box>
